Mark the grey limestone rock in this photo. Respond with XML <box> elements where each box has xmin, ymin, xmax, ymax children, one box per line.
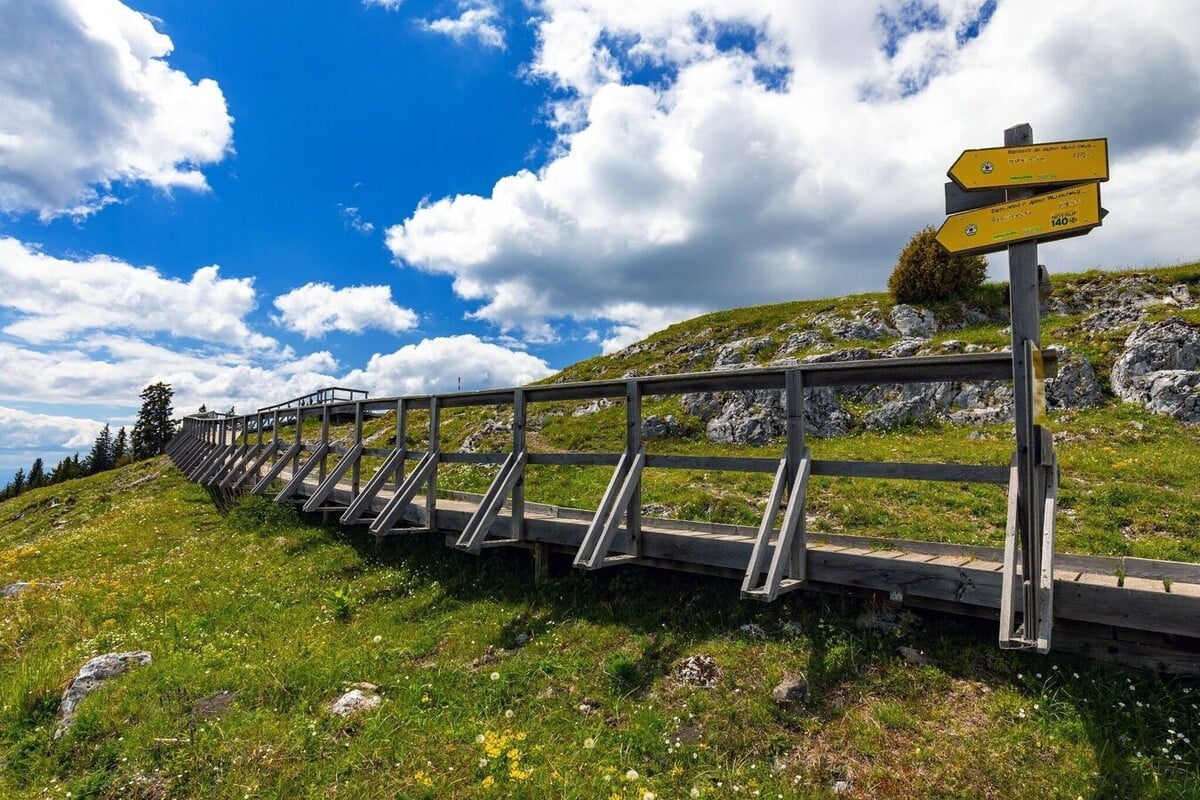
<box><xmin>889</xmin><ymin>304</ymin><xmax>937</xmax><ymax>338</ymax></box>
<box><xmin>775</xmin><ymin>328</ymin><xmax>829</xmax><ymax>357</ymax></box>
<box><xmin>714</xmin><ymin>336</ymin><xmax>774</xmax><ymax>368</ymax></box>
<box><xmin>641</xmin><ymin>414</ymin><xmax>688</xmax><ymax>439</ymax></box>
<box><xmin>1081</xmin><ymin>305</ymin><xmax>1146</xmax><ymax>334</ymax></box>
<box><xmin>864</xmin><ymin>395</ymin><xmax>937</xmax><ymax>431</ymax></box>
<box><xmin>1045</xmin><ymin>347</ymin><xmax>1104</xmax><ymax>409</ymax></box>
<box><xmin>683</xmin><ymin>386</ymin><xmax>849</xmax><ymax>445</ymax></box>
<box><xmin>1111</xmin><ymin>318</ymin><xmax>1200</xmax><ymax>422</ymax></box>
<box><xmin>57</xmin><ymin>651</ymin><xmax>152</xmax><ymax>738</ymax></box>
<box><xmin>329</xmin><ymin>688</ymin><xmax>382</xmax><ymax>717</ymax></box>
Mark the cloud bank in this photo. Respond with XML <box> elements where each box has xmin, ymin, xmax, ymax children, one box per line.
<box><xmin>385</xmin><ymin>0</ymin><xmax>1200</xmax><ymax>344</ymax></box>
<box><xmin>0</xmin><ymin>0</ymin><xmax>233</xmax><ymax>218</ymax></box>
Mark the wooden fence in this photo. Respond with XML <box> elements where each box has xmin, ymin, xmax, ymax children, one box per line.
<box><xmin>167</xmin><ymin>352</ymin><xmax>1200</xmax><ymax>673</ymax></box>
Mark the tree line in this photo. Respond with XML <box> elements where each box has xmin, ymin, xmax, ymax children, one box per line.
<box><xmin>1</xmin><ymin>382</ymin><xmax>177</xmax><ymax>502</ymax></box>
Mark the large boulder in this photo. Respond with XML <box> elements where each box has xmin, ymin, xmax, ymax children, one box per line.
<box><xmin>775</xmin><ymin>328</ymin><xmax>829</xmax><ymax>357</ymax></box>
<box><xmin>642</xmin><ymin>414</ymin><xmax>688</xmax><ymax>439</ymax></box>
<box><xmin>889</xmin><ymin>304</ymin><xmax>937</xmax><ymax>338</ymax></box>
<box><xmin>1111</xmin><ymin>319</ymin><xmax>1200</xmax><ymax>422</ymax></box>
<box><xmin>864</xmin><ymin>395</ymin><xmax>937</xmax><ymax>431</ymax></box>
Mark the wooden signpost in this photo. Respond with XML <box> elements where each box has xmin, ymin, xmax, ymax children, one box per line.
<box><xmin>938</xmin><ymin>124</ymin><xmax>1109</xmax><ymax>654</ymax></box>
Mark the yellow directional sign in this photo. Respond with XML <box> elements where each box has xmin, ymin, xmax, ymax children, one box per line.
<box><xmin>948</xmin><ymin>138</ymin><xmax>1108</xmax><ymax>191</ymax></box>
<box><xmin>936</xmin><ymin>182</ymin><xmax>1102</xmax><ymax>256</ymax></box>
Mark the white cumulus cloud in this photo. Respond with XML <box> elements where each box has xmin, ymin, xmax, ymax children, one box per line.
<box><xmin>385</xmin><ymin>0</ymin><xmax>1200</xmax><ymax>343</ymax></box>
<box><xmin>272</xmin><ymin>282</ymin><xmax>419</xmax><ymax>339</ymax></box>
<box><xmin>0</xmin><ymin>0</ymin><xmax>233</xmax><ymax>218</ymax></box>
<box><xmin>422</xmin><ymin>1</ymin><xmax>506</xmax><ymax>49</ymax></box>
<box><xmin>0</xmin><ymin>238</ymin><xmax>274</xmax><ymax>350</ymax></box>
<box><xmin>0</xmin><ymin>405</ymin><xmax>103</xmax><ymax>450</ymax></box>
<box><xmin>343</xmin><ymin>334</ymin><xmax>555</xmax><ymax>396</ymax></box>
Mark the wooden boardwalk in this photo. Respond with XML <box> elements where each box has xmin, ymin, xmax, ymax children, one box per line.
<box><xmin>167</xmin><ymin>353</ymin><xmax>1200</xmax><ymax>674</ymax></box>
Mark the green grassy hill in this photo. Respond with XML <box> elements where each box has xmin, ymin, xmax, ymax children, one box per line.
<box><xmin>2</xmin><ymin>266</ymin><xmax>1200</xmax><ymax>799</ymax></box>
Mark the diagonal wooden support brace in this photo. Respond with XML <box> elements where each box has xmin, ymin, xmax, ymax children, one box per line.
<box><xmin>742</xmin><ymin>448</ymin><xmax>810</xmax><ymax>601</ymax></box>
<box><xmin>274</xmin><ymin>444</ymin><xmax>329</xmax><ymax>502</ymax></box>
<box><xmin>368</xmin><ymin>450</ymin><xmax>438</xmax><ymax>535</ymax></box>
<box><xmin>999</xmin><ymin>441</ymin><xmax>1056</xmax><ymax>653</ymax></box>
<box><xmin>213</xmin><ymin>443</ymin><xmax>260</xmax><ymax>487</ymax></box>
<box><xmin>174</xmin><ymin>437</ymin><xmax>208</xmax><ymax>472</ymax></box>
<box><xmin>340</xmin><ymin>447</ymin><xmax>407</xmax><ymax>525</ymax></box>
<box><xmin>205</xmin><ymin>443</ymin><xmax>252</xmax><ymax>486</ymax></box>
<box><xmin>221</xmin><ymin>443</ymin><xmax>266</xmax><ymax>489</ymax></box>
<box><xmin>573</xmin><ymin>448</ymin><xmax>645</xmax><ymax>570</ymax></box>
<box><xmin>251</xmin><ymin>440</ymin><xmax>304</xmax><ymax>495</ymax></box>
<box><xmin>456</xmin><ymin>450</ymin><xmax>528</xmax><ymax>553</ymax></box>
<box><xmin>302</xmin><ymin>443</ymin><xmax>364</xmax><ymax>512</ymax></box>
<box><xmin>1035</xmin><ymin>459</ymin><xmax>1058</xmax><ymax>651</ymax></box>
<box><xmin>189</xmin><ymin>443</ymin><xmax>233</xmax><ymax>482</ymax></box>
<box><xmin>232</xmin><ymin>441</ymin><xmax>281</xmax><ymax>491</ymax></box>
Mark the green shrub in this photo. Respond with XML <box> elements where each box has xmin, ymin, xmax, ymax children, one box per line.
<box><xmin>888</xmin><ymin>225</ymin><xmax>987</xmax><ymax>304</ymax></box>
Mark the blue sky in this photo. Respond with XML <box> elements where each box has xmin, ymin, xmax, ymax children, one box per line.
<box><xmin>2</xmin><ymin>0</ymin><xmax>1200</xmax><ymax>486</ymax></box>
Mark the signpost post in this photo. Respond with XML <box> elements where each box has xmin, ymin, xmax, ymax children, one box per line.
<box><xmin>938</xmin><ymin>125</ymin><xmax>1109</xmax><ymax>653</ymax></box>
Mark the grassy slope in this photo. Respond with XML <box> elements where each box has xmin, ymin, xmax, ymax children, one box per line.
<box><xmin>3</xmin><ymin>265</ymin><xmax>1200</xmax><ymax>799</ymax></box>
<box><xmin>0</xmin><ymin>461</ymin><xmax>1198</xmax><ymax>799</ymax></box>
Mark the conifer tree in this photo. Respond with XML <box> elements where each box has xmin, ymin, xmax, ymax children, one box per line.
<box><xmin>87</xmin><ymin>424</ymin><xmax>115</xmax><ymax>474</ymax></box>
<box><xmin>113</xmin><ymin>427</ymin><xmax>129</xmax><ymax>464</ymax></box>
<box><xmin>132</xmin><ymin>382</ymin><xmax>176</xmax><ymax>459</ymax></box>
<box><xmin>28</xmin><ymin>458</ymin><xmax>45</xmax><ymax>489</ymax></box>
<box><xmin>10</xmin><ymin>468</ymin><xmax>25</xmax><ymax>496</ymax></box>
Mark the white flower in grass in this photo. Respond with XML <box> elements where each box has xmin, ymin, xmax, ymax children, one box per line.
<box><xmin>583</xmin><ymin>737</ymin><xmax>595</xmax><ymax>749</ymax></box>
<box><xmin>490</xmin><ymin>671</ymin><xmax>500</xmax><ymax>681</ymax></box>
<box><xmin>625</xmin><ymin>769</ymin><xmax>640</xmax><ymax>781</ymax></box>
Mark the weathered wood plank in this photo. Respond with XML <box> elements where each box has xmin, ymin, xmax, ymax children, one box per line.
<box><xmin>646</xmin><ymin>455</ymin><xmax>778</xmax><ymax>473</ymax></box>
<box><xmin>812</xmin><ymin>460</ymin><xmax>1009</xmax><ymax>484</ymax></box>
<box><xmin>527</xmin><ymin>453</ymin><xmax>622</xmax><ymax>467</ymax></box>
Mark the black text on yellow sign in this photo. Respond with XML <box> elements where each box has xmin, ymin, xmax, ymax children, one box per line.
<box><xmin>935</xmin><ymin>182</ymin><xmax>1103</xmax><ymax>257</ymax></box>
<box><xmin>947</xmin><ymin>138</ymin><xmax>1109</xmax><ymax>191</ymax></box>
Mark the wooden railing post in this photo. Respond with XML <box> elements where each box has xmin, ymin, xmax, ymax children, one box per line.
<box><xmin>626</xmin><ymin>380</ymin><xmax>642</xmax><ymax>556</ymax></box>
<box><xmin>352</xmin><ymin>401</ymin><xmax>363</xmax><ymax>494</ymax></box>
<box><xmin>512</xmin><ymin>388</ymin><xmax>526</xmax><ymax>542</ymax></box>
<box><xmin>318</xmin><ymin>404</ymin><xmax>330</xmax><ymax>483</ymax></box>
<box><xmin>395</xmin><ymin>398</ymin><xmax>407</xmax><ymax>488</ymax></box>
<box><xmin>785</xmin><ymin>370</ymin><xmax>807</xmax><ymax>580</ymax></box>
<box><xmin>427</xmin><ymin>397</ymin><xmax>439</xmax><ymax>529</ymax></box>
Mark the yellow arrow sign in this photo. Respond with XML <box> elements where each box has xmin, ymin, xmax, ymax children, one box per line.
<box><xmin>936</xmin><ymin>182</ymin><xmax>1103</xmax><ymax>256</ymax></box>
<box><xmin>948</xmin><ymin>138</ymin><xmax>1108</xmax><ymax>191</ymax></box>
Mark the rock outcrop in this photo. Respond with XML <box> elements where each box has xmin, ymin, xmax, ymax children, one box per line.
<box><xmin>889</xmin><ymin>304</ymin><xmax>937</xmax><ymax>338</ymax></box>
<box><xmin>57</xmin><ymin>651</ymin><xmax>152</xmax><ymax>738</ymax></box>
<box><xmin>682</xmin><ymin>386</ymin><xmax>850</xmax><ymax>444</ymax></box>
<box><xmin>1111</xmin><ymin>319</ymin><xmax>1200</xmax><ymax>422</ymax></box>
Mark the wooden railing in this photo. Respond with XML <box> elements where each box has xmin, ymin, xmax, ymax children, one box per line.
<box><xmin>167</xmin><ymin>353</ymin><xmax>1200</xmax><ymax>670</ymax></box>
